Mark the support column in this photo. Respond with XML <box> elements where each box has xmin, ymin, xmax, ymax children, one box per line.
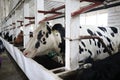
<box><xmin>23</xmin><ymin>2</ymin><xmax>30</xmax><ymax>48</ymax></box>
<box><xmin>65</xmin><ymin>0</ymin><xmax>80</xmax><ymax>70</ymax></box>
<box><xmin>35</xmin><ymin>0</ymin><xmax>44</xmax><ymax>28</ymax></box>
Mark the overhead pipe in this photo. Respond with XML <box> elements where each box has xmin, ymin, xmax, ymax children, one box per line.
<box><xmin>25</xmin><ymin>21</ymin><xmax>35</xmax><ymax>27</ymax></box>
<box><xmin>24</xmin><ymin>17</ymin><xmax>35</xmax><ymax>20</ymax></box>
<box><xmin>71</xmin><ymin>2</ymin><xmax>102</xmax><ymax>17</ymax></box>
<box><xmin>38</xmin><ymin>10</ymin><xmax>63</xmax><ymax>14</ymax></box>
<box><xmin>38</xmin><ymin>5</ymin><xmax>65</xmax><ymax>15</ymax></box>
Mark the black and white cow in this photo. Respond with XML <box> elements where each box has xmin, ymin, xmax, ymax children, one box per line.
<box><xmin>75</xmin><ymin>51</ymin><xmax>120</xmax><ymax>80</ymax></box>
<box><xmin>3</xmin><ymin>31</ymin><xmax>13</xmax><ymax>42</ymax></box>
<box><xmin>23</xmin><ymin>21</ymin><xmax>120</xmax><ymax>64</ymax></box>
<box><xmin>78</xmin><ymin>26</ymin><xmax>120</xmax><ymax>62</ymax></box>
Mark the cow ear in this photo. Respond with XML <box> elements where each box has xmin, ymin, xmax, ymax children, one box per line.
<box><xmin>52</xmin><ymin>24</ymin><xmax>63</xmax><ymax>31</ymax></box>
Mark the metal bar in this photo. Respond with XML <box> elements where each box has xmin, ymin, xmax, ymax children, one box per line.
<box><xmin>38</xmin><ymin>10</ymin><xmax>63</xmax><ymax>14</ymax></box>
<box><xmin>24</xmin><ymin>17</ymin><xmax>35</xmax><ymax>20</ymax></box>
<box><xmin>17</xmin><ymin>20</ymin><xmax>23</xmax><ymax>22</ymax></box>
<box><xmin>38</xmin><ymin>5</ymin><xmax>65</xmax><ymax>15</ymax></box>
<box><xmin>17</xmin><ymin>20</ymin><xmax>23</xmax><ymax>26</ymax></box>
<box><xmin>71</xmin><ymin>2</ymin><xmax>102</xmax><ymax>17</ymax></box>
<box><xmin>12</xmin><ymin>23</ymin><xmax>16</xmax><ymax>25</ymax></box>
<box><xmin>25</xmin><ymin>21</ymin><xmax>35</xmax><ymax>27</ymax></box>
<box><xmin>86</xmin><ymin>1</ymin><xmax>120</xmax><ymax>13</ymax></box>
<box><xmin>80</xmin><ymin>0</ymin><xmax>105</xmax><ymax>3</ymax></box>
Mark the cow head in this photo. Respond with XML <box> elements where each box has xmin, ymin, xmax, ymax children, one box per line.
<box><xmin>23</xmin><ymin>22</ymin><xmax>65</xmax><ymax>60</ymax></box>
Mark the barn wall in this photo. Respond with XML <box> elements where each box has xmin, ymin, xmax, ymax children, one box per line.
<box><xmin>108</xmin><ymin>6</ymin><xmax>120</xmax><ymax>27</ymax></box>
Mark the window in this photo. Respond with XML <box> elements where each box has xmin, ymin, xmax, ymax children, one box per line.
<box><xmin>80</xmin><ymin>10</ymin><xmax>108</xmax><ymax>27</ymax></box>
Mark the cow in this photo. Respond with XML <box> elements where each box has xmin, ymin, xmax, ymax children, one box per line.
<box><xmin>78</xmin><ymin>26</ymin><xmax>120</xmax><ymax>63</ymax></box>
<box><xmin>23</xmin><ymin>21</ymin><xmax>120</xmax><ymax>64</ymax></box>
<box><xmin>75</xmin><ymin>51</ymin><xmax>120</xmax><ymax>80</ymax></box>
<box><xmin>4</xmin><ymin>32</ymin><xmax>9</xmax><ymax>40</ymax></box>
<box><xmin>14</xmin><ymin>30</ymin><xmax>24</xmax><ymax>47</ymax></box>
<box><xmin>3</xmin><ymin>31</ymin><xmax>13</xmax><ymax>42</ymax></box>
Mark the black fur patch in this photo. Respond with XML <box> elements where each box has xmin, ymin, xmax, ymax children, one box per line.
<box><xmin>110</xmin><ymin>27</ymin><xmax>118</xmax><ymax>33</ymax></box>
<box><xmin>98</xmin><ymin>27</ymin><xmax>107</xmax><ymax>32</ymax></box>
<box><xmin>37</xmin><ymin>30</ymin><xmax>43</xmax><ymax>40</ymax></box>
<box><xmin>81</xmin><ymin>41</ymin><xmax>86</xmax><ymax>47</ymax></box>
<box><xmin>43</xmin><ymin>41</ymin><xmax>46</xmax><ymax>44</ymax></box>
<box><xmin>106</xmin><ymin>37</ymin><xmax>111</xmax><ymax>43</ymax></box>
<box><xmin>93</xmin><ymin>39</ymin><xmax>96</xmax><ymax>46</ymax></box>
<box><xmin>97</xmin><ymin>42</ymin><xmax>101</xmax><ymax>48</ymax></box>
<box><xmin>80</xmin><ymin>26</ymin><xmax>82</xmax><ymax>28</ymax></box>
<box><xmin>103</xmin><ymin>48</ymin><xmax>107</xmax><ymax>53</ymax></box>
<box><xmin>46</xmin><ymin>33</ymin><xmax>49</xmax><ymax>38</ymax></box>
<box><xmin>79</xmin><ymin>46</ymin><xmax>84</xmax><ymax>54</ymax></box>
<box><xmin>89</xmin><ymin>39</ymin><xmax>92</xmax><ymax>44</ymax></box>
<box><xmin>87</xmin><ymin>29</ymin><xmax>94</xmax><ymax>35</ymax></box>
<box><xmin>108</xmin><ymin>43</ymin><xmax>114</xmax><ymax>51</ymax></box>
<box><xmin>88</xmin><ymin>50</ymin><xmax>92</xmax><ymax>55</ymax></box>
<box><xmin>111</xmin><ymin>33</ymin><xmax>115</xmax><ymax>37</ymax></box>
<box><xmin>47</xmin><ymin>25</ymin><xmax>51</xmax><ymax>34</ymax></box>
<box><xmin>43</xmin><ymin>38</ymin><xmax>45</xmax><ymax>41</ymax></box>
<box><xmin>97</xmin><ymin>31</ymin><xmax>102</xmax><ymax>36</ymax></box>
<box><xmin>35</xmin><ymin>41</ymin><xmax>40</xmax><ymax>48</ymax></box>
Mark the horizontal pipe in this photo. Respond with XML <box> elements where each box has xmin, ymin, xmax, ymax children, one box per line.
<box><xmin>86</xmin><ymin>1</ymin><xmax>120</xmax><ymax>13</ymax></box>
<box><xmin>17</xmin><ymin>20</ymin><xmax>23</xmax><ymax>22</ymax></box>
<box><xmin>24</xmin><ymin>17</ymin><xmax>35</xmax><ymax>20</ymax></box>
<box><xmin>71</xmin><ymin>2</ymin><xmax>102</xmax><ymax>17</ymax></box>
<box><xmin>80</xmin><ymin>0</ymin><xmax>105</xmax><ymax>3</ymax></box>
<box><xmin>25</xmin><ymin>21</ymin><xmax>35</xmax><ymax>27</ymax></box>
<box><xmin>38</xmin><ymin>10</ymin><xmax>63</xmax><ymax>14</ymax></box>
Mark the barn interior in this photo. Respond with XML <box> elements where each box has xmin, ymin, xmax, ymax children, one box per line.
<box><xmin>0</xmin><ymin>0</ymin><xmax>120</xmax><ymax>80</ymax></box>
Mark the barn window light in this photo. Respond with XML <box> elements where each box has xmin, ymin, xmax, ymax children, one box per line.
<box><xmin>80</xmin><ymin>10</ymin><xmax>108</xmax><ymax>26</ymax></box>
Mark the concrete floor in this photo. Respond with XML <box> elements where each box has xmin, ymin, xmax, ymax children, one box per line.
<box><xmin>0</xmin><ymin>50</ymin><xmax>28</xmax><ymax>80</ymax></box>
